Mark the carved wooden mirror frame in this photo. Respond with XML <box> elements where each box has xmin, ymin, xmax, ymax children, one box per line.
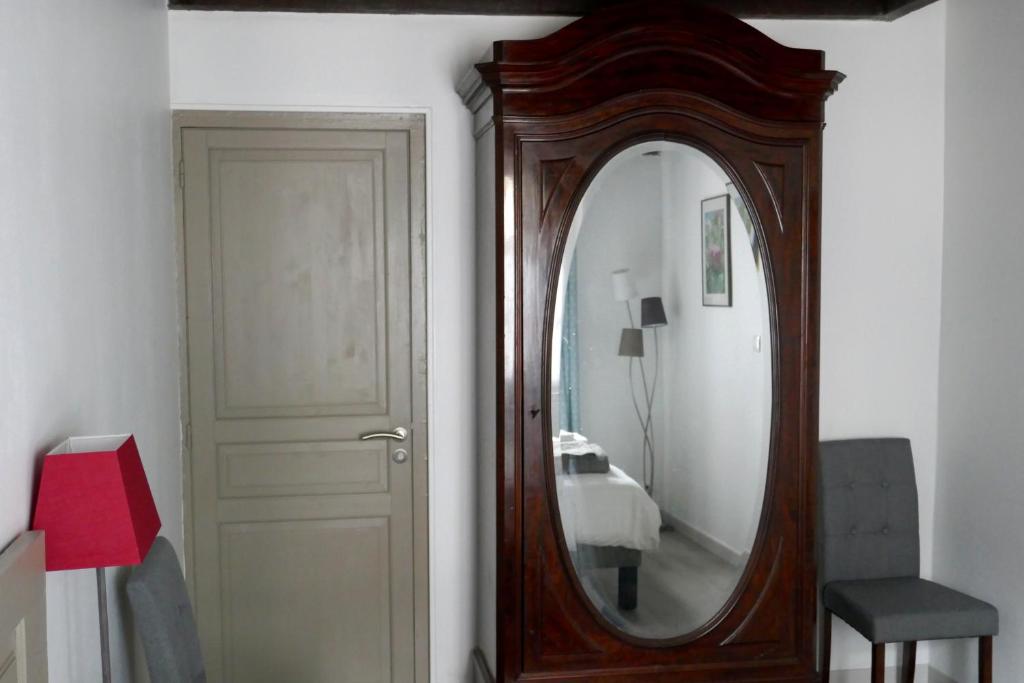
<box><xmin>476</xmin><ymin>3</ymin><xmax>843</xmax><ymax>681</ymax></box>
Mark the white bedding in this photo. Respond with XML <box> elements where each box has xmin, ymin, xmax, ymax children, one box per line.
<box><xmin>554</xmin><ymin>433</ymin><xmax>661</xmax><ymax>553</ymax></box>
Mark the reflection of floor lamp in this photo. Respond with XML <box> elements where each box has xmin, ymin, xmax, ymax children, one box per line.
<box><xmin>612</xmin><ymin>270</ymin><xmax>668</xmax><ymax>498</ymax></box>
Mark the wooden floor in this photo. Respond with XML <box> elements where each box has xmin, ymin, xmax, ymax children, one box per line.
<box><xmin>578</xmin><ymin>529</ymin><xmax>743</xmax><ymax>639</ymax></box>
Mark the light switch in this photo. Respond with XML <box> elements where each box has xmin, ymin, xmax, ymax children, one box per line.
<box><xmin>753</xmin><ymin>335</ymin><xmax>762</xmax><ymax>352</ymax></box>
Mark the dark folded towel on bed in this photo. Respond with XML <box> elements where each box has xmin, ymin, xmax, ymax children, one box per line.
<box><xmin>562</xmin><ymin>452</ymin><xmax>610</xmax><ymax>474</ymax></box>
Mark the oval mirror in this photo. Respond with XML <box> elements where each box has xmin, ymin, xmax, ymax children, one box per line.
<box><xmin>550</xmin><ymin>141</ymin><xmax>772</xmax><ymax>640</ymax></box>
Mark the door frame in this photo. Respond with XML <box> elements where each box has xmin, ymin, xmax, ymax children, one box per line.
<box><xmin>171</xmin><ymin>109</ymin><xmax>430</xmax><ymax>681</ymax></box>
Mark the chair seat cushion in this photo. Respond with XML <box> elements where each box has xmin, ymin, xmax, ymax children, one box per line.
<box><xmin>824</xmin><ymin>577</ymin><xmax>998</xmax><ymax>643</ymax></box>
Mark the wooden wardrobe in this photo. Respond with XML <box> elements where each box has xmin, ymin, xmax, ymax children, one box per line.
<box><xmin>460</xmin><ymin>4</ymin><xmax>843</xmax><ymax>681</ymax></box>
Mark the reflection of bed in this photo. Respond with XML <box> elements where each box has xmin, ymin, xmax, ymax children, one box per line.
<box><xmin>554</xmin><ymin>433</ymin><xmax>661</xmax><ymax>610</ymax></box>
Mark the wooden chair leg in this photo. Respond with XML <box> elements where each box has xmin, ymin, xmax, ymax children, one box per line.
<box><xmin>979</xmin><ymin>636</ymin><xmax>993</xmax><ymax>683</ymax></box>
<box><xmin>871</xmin><ymin>643</ymin><xmax>885</xmax><ymax>683</ymax></box>
<box><xmin>901</xmin><ymin>642</ymin><xmax>917</xmax><ymax>683</ymax></box>
<box><xmin>821</xmin><ymin>610</ymin><xmax>832</xmax><ymax>683</ymax></box>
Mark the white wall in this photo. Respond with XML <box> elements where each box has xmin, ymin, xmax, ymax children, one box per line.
<box><xmin>931</xmin><ymin>0</ymin><xmax>1024</xmax><ymax>680</ymax></box>
<box><xmin>169</xmin><ymin>5</ymin><xmax>947</xmax><ymax>676</ymax></box>
<box><xmin>0</xmin><ymin>1</ymin><xmax>180</xmax><ymax>681</ymax></box>
<box><xmin>754</xmin><ymin>3</ymin><xmax>948</xmax><ymax>671</ymax></box>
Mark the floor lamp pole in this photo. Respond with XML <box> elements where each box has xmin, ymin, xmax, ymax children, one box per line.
<box><xmin>644</xmin><ymin>328</ymin><xmax>660</xmax><ymax>498</ymax></box>
<box><xmin>625</xmin><ymin>302</ymin><xmax>655</xmax><ymax>493</ymax></box>
<box><xmin>97</xmin><ymin>566</ymin><xmax>112</xmax><ymax>683</ymax></box>
<box><xmin>627</xmin><ymin>359</ymin><xmax>652</xmax><ymax>491</ymax></box>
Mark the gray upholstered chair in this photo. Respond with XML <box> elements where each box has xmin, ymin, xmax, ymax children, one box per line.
<box><xmin>819</xmin><ymin>438</ymin><xmax>998</xmax><ymax>683</ymax></box>
<box><xmin>126</xmin><ymin>537</ymin><xmax>207</xmax><ymax>683</ymax></box>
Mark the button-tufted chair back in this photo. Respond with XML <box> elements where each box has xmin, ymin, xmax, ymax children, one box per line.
<box><xmin>127</xmin><ymin>537</ymin><xmax>207</xmax><ymax>683</ymax></box>
<box><xmin>818</xmin><ymin>438</ymin><xmax>920</xmax><ymax>585</ymax></box>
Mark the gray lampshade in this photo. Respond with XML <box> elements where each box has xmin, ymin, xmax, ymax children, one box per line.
<box><xmin>618</xmin><ymin>328</ymin><xmax>644</xmax><ymax>357</ymax></box>
<box><xmin>641</xmin><ymin>296</ymin><xmax>668</xmax><ymax>328</ymax></box>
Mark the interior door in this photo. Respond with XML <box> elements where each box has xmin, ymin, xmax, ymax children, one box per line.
<box><xmin>179</xmin><ymin>113</ymin><xmax>427</xmax><ymax>683</ymax></box>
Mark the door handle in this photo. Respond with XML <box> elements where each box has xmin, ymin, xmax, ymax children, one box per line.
<box><xmin>359</xmin><ymin>427</ymin><xmax>408</xmax><ymax>442</ymax></box>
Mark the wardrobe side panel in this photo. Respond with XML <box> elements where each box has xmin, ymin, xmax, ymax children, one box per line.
<box><xmin>474</xmin><ymin>104</ymin><xmax>498</xmax><ymax>677</ymax></box>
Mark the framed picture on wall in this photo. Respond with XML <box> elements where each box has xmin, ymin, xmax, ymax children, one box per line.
<box><xmin>701</xmin><ymin>194</ymin><xmax>732</xmax><ymax>307</ymax></box>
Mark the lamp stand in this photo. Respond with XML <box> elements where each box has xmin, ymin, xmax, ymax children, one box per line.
<box><xmin>624</xmin><ymin>301</ymin><xmax>657</xmax><ymax>496</ymax></box>
<box><xmin>645</xmin><ymin>328</ymin><xmax>660</xmax><ymax>496</ymax></box>
<box><xmin>96</xmin><ymin>567</ymin><xmax>112</xmax><ymax>683</ymax></box>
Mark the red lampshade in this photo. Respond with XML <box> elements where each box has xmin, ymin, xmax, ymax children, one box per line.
<box><xmin>32</xmin><ymin>434</ymin><xmax>161</xmax><ymax>572</ymax></box>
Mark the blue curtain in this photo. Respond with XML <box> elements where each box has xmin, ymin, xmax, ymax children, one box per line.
<box><xmin>559</xmin><ymin>255</ymin><xmax>581</xmax><ymax>432</ymax></box>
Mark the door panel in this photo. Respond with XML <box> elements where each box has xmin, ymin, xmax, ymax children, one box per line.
<box><xmin>212</xmin><ymin>147</ymin><xmax>388</xmax><ymax>418</ymax></box>
<box><xmin>217</xmin><ymin>440</ymin><xmax>389</xmax><ymax>498</ymax></box>
<box><xmin>180</xmin><ymin>114</ymin><xmax>427</xmax><ymax>682</ymax></box>
<box><xmin>219</xmin><ymin>519</ymin><xmax>391</xmax><ymax>683</ymax></box>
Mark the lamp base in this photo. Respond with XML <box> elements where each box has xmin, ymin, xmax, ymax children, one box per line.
<box><xmin>97</xmin><ymin>567</ymin><xmax>111</xmax><ymax>683</ymax></box>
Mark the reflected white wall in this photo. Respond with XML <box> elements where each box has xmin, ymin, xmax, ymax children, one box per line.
<box><xmin>658</xmin><ymin>148</ymin><xmax>770</xmax><ymax>557</ymax></box>
<box><xmin>573</xmin><ymin>152</ymin><xmax>666</xmax><ymax>482</ymax></box>
<box><xmin>556</xmin><ymin>143</ymin><xmax>770</xmax><ymax>557</ymax></box>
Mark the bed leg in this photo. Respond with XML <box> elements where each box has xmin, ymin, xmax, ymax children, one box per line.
<box><xmin>618</xmin><ymin>566</ymin><xmax>638</xmax><ymax>610</ymax></box>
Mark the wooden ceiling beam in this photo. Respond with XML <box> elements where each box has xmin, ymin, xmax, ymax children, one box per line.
<box><xmin>881</xmin><ymin>0</ymin><xmax>938</xmax><ymax>20</ymax></box>
<box><xmin>167</xmin><ymin>0</ymin><xmax>938</xmax><ymax>21</ymax></box>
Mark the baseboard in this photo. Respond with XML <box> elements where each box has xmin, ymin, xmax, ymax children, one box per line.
<box><xmin>829</xmin><ymin>665</ymin><xmax>957</xmax><ymax>683</ymax></box>
<box><xmin>472</xmin><ymin>647</ymin><xmax>496</xmax><ymax>683</ymax></box>
<box><xmin>660</xmin><ymin>510</ymin><xmax>748</xmax><ymax>567</ymax></box>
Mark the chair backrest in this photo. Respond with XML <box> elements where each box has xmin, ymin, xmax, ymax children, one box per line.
<box><xmin>818</xmin><ymin>438</ymin><xmax>920</xmax><ymax>585</ymax></box>
<box><xmin>126</xmin><ymin>537</ymin><xmax>207</xmax><ymax>683</ymax></box>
